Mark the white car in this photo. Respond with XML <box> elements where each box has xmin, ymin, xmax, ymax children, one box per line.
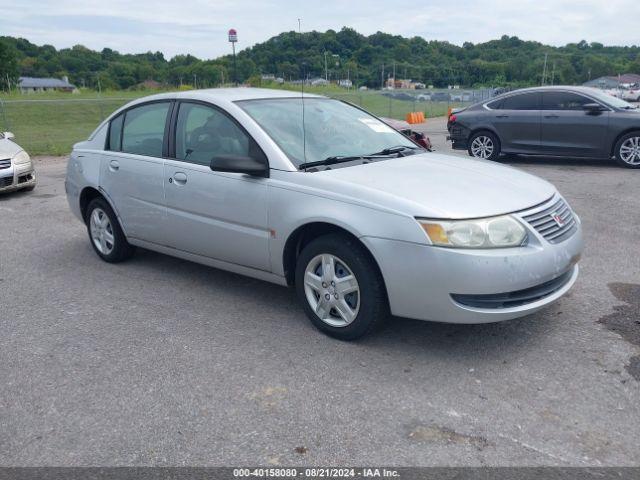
<box><xmin>622</xmin><ymin>86</ymin><xmax>640</xmax><ymax>102</ymax></box>
<box><xmin>0</xmin><ymin>132</ymin><xmax>37</xmax><ymax>193</ymax></box>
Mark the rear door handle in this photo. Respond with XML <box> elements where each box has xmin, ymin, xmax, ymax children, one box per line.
<box><xmin>109</xmin><ymin>160</ymin><xmax>120</xmax><ymax>171</ymax></box>
<box><xmin>495</xmin><ymin>114</ymin><xmax>509</xmax><ymax>118</ymax></box>
<box><xmin>172</xmin><ymin>172</ymin><xmax>187</xmax><ymax>185</ymax></box>
<box><xmin>544</xmin><ymin>114</ymin><xmax>559</xmax><ymax>119</ymax></box>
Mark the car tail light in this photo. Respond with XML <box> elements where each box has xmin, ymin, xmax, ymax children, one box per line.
<box><xmin>449</xmin><ymin>114</ymin><xmax>457</xmax><ymax>123</ymax></box>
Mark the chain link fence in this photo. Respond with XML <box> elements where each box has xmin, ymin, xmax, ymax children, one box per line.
<box><xmin>0</xmin><ymin>88</ymin><xmax>496</xmax><ymax>156</ymax></box>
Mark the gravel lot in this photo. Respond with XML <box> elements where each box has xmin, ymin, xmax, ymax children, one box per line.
<box><xmin>1</xmin><ymin>118</ymin><xmax>639</xmax><ymax>466</ymax></box>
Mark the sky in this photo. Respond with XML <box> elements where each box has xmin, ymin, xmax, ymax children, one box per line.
<box><xmin>1</xmin><ymin>0</ymin><xmax>636</xmax><ymax>60</ymax></box>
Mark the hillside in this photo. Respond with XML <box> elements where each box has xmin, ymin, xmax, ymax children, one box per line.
<box><xmin>2</xmin><ymin>28</ymin><xmax>640</xmax><ymax>90</ymax></box>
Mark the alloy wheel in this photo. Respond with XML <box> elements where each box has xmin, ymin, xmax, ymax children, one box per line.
<box><xmin>303</xmin><ymin>254</ymin><xmax>360</xmax><ymax>327</ymax></box>
<box><xmin>90</xmin><ymin>208</ymin><xmax>115</xmax><ymax>255</ymax></box>
<box><xmin>619</xmin><ymin>136</ymin><xmax>640</xmax><ymax>165</ymax></box>
<box><xmin>470</xmin><ymin>135</ymin><xmax>494</xmax><ymax>159</ymax></box>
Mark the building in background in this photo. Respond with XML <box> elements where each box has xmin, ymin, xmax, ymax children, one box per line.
<box><xmin>18</xmin><ymin>76</ymin><xmax>77</xmax><ymax>94</ymax></box>
<box><xmin>583</xmin><ymin>74</ymin><xmax>640</xmax><ymax>89</ymax></box>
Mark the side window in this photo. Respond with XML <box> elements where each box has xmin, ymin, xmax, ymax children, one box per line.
<box><xmin>543</xmin><ymin>92</ymin><xmax>592</xmax><ymax>110</ymax></box>
<box><xmin>175</xmin><ymin>103</ymin><xmax>252</xmax><ymax>166</ymax></box>
<box><xmin>121</xmin><ymin>102</ymin><xmax>170</xmax><ymax>157</ymax></box>
<box><xmin>500</xmin><ymin>93</ymin><xmax>540</xmax><ymax>110</ymax></box>
<box><xmin>486</xmin><ymin>99</ymin><xmax>503</xmax><ymax>110</ymax></box>
<box><xmin>108</xmin><ymin>114</ymin><xmax>123</xmax><ymax>151</ymax></box>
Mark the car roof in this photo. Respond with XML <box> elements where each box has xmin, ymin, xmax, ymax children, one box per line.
<box><xmin>496</xmin><ymin>85</ymin><xmax>605</xmax><ymax>97</ymax></box>
<box><xmin>127</xmin><ymin>87</ymin><xmax>326</xmax><ymax>105</ymax></box>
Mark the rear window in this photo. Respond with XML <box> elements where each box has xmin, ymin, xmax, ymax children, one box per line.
<box><xmin>121</xmin><ymin>102</ymin><xmax>171</xmax><ymax>157</ymax></box>
<box><xmin>499</xmin><ymin>93</ymin><xmax>540</xmax><ymax>110</ymax></box>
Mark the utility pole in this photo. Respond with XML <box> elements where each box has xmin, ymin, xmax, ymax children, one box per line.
<box><xmin>550</xmin><ymin>62</ymin><xmax>556</xmax><ymax>85</ymax></box>
<box><xmin>324</xmin><ymin>52</ymin><xmax>328</xmax><ymax>81</ymax></box>
<box><xmin>298</xmin><ymin>18</ymin><xmax>301</xmax><ymax>33</ymax></box>
<box><xmin>541</xmin><ymin>53</ymin><xmax>548</xmax><ymax>86</ymax></box>
<box><xmin>381</xmin><ymin>63</ymin><xmax>385</xmax><ymax>89</ymax></box>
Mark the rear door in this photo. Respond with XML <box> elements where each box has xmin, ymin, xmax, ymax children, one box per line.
<box><xmin>162</xmin><ymin>101</ymin><xmax>271</xmax><ymax>271</ymax></box>
<box><xmin>487</xmin><ymin>92</ymin><xmax>541</xmax><ymax>153</ymax></box>
<box><xmin>100</xmin><ymin>101</ymin><xmax>171</xmax><ymax>244</ymax></box>
<box><xmin>540</xmin><ymin>91</ymin><xmax>610</xmax><ymax>157</ymax></box>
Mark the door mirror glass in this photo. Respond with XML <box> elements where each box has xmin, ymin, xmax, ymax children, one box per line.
<box><xmin>210</xmin><ymin>155</ymin><xmax>269</xmax><ymax>177</ymax></box>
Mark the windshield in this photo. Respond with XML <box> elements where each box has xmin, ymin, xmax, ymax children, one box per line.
<box><xmin>237</xmin><ymin>98</ymin><xmax>417</xmax><ymax>167</ymax></box>
<box><xmin>585</xmin><ymin>88</ymin><xmax>638</xmax><ymax>109</ymax></box>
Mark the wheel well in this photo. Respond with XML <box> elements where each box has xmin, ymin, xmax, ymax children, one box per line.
<box><xmin>282</xmin><ymin>222</ymin><xmax>384</xmax><ymax>288</ymax></box>
<box><xmin>79</xmin><ymin>187</ymin><xmax>103</xmax><ymax>222</ymax></box>
<box><xmin>610</xmin><ymin>128</ymin><xmax>640</xmax><ymax>157</ymax></box>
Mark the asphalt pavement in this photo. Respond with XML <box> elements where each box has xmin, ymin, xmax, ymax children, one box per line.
<box><xmin>1</xmin><ymin>118</ymin><xmax>639</xmax><ymax>466</ymax></box>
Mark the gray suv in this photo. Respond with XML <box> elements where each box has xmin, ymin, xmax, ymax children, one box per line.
<box><xmin>447</xmin><ymin>86</ymin><xmax>640</xmax><ymax>168</ymax></box>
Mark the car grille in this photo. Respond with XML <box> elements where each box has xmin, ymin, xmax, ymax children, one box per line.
<box><xmin>0</xmin><ymin>159</ymin><xmax>10</xmax><ymax>170</ymax></box>
<box><xmin>522</xmin><ymin>197</ymin><xmax>577</xmax><ymax>244</ymax></box>
<box><xmin>0</xmin><ymin>176</ymin><xmax>13</xmax><ymax>188</ymax></box>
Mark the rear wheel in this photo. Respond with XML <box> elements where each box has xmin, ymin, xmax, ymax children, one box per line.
<box><xmin>468</xmin><ymin>131</ymin><xmax>500</xmax><ymax>161</ymax></box>
<box><xmin>85</xmin><ymin>198</ymin><xmax>136</xmax><ymax>262</ymax></box>
<box><xmin>614</xmin><ymin>132</ymin><xmax>640</xmax><ymax>168</ymax></box>
<box><xmin>295</xmin><ymin>233</ymin><xmax>388</xmax><ymax>340</ymax></box>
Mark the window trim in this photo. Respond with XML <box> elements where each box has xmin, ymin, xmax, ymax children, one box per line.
<box><xmin>486</xmin><ymin>91</ymin><xmax>541</xmax><ymax>111</ymax></box>
<box><xmin>104</xmin><ymin>99</ymin><xmax>175</xmax><ymax>158</ymax></box>
<box><xmin>168</xmin><ymin>99</ymin><xmax>269</xmax><ymax>169</ymax></box>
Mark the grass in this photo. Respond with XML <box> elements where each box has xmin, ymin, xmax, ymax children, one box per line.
<box><xmin>0</xmin><ymin>87</ymin><xmax>461</xmax><ymax>156</ymax></box>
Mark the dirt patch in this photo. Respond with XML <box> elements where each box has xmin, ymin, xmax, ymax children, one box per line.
<box><xmin>598</xmin><ymin>283</ymin><xmax>640</xmax><ymax>381</ymax></box>
<box><xmin>408</xmin><ymin>424</ymin><xmax>490</xmax><ymax>450</ymax></box>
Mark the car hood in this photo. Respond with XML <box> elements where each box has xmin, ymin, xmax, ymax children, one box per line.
<box><xmin>317</xmin><ymin>153</ymin><xmax>556</xmax><ymax>218</ymax></box>
<box><xmin>0</xmin><ymin>139</ymin><xmax>23</xmax><ymax>159</ymax></box>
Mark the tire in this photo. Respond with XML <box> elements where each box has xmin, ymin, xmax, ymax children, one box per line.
<box><xmin>295</xmin><ymin>233</ymin><xmax>388</xmax><ymax>341</ymax></box>
<box><xmin>468</xmin><ymin>131</ymin><xmax>501</xmax><ymax>161</ymax></box>
<box><xmin>614</xmin><ymin>131</ymin><xmax>640</xmax><ymax>168</ymax></box>
<box><xmin>85</xmin><ymin>197</ymin><xmax>135</xmax><ymax>263</ymax></box>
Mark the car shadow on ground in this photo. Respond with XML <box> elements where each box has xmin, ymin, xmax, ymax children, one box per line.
<box><xmin>113</xmin><ymin>246</ymin><xmax>560</xmax><ymax>362</ymax></box>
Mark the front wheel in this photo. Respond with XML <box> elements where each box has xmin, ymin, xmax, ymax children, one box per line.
<box><xmin>468</xmin><ymin>131</ymin><xmax>500</xmax><ymax>161</ymax></box>
<box><xmin>295</xmin><ymin>234</ymin><xmax>388</xmax><ymax>340</ymax></box>
<box><xmin>614</xmin><ymin>132</ymin><xmax>640</xmax><ymax>168</ymax></box>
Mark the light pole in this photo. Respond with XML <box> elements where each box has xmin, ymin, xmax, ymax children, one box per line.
<box><xmin>324</xmin><ymin>51</ymin><xmax>328</xmax><ymax>81</ymax></box>
<box><xmin>228</xmin><ymin>28</ymin><xmax>238</xmax><ymax>86</ymax></box>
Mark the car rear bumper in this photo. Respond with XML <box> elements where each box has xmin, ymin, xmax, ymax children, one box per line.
<box><xmin>447</xmin><ymin>123</ymin><xmax>470</xmax><ymax>150</ymax></box>
<box><xmin>0</xmin><ymin>162</ymin><xmax>36</xmax><ymax>193</ymax></box>
<box><xmin>361</xmin><ymin>216</ymin><xmax>583</xmax><ymax>324</ymax></box>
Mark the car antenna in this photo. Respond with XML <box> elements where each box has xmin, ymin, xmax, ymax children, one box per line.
<box><xmin>301</xmin><ymin>60</ymin><xmax>307</xmax><ymax>164</ymax></box>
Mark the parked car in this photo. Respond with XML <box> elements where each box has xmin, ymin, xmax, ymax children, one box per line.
<box><xmin>447</xmin><ymin>86</ymin><xmax>640</xmax><ymax>168</ymax></box>
<box><xmin>66</xmin><ymin>89</ymin><xmax>582</xmax><ymax>340</ymax></box>
<box><xmin>379</xmin><ymin>117</ymin><xmax>433</xmax><ymax>150</ymax></box>
<box><xmin>622</xmin><ymin>85</ymin><xmax>640</xmax><ymax>102</ymax></box>
<box><xmin>0</xmin><ymin>132</ymin><xmax>37</xmax><ymax>193</ymax></box>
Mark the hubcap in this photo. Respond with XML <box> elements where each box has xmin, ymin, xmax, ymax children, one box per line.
<box><xmin>619</xmin><ymin>136</ymin><xmax>640</xmax><ymax>165</ymax></box>
<box><xmin>471</xmin><ymin>136</ymin><xmax>494</xmax><ymax>159</ymax></box>
<box><xmin>90</xmin><ymin>208</ymin><xmax>115</xmax><ymax>255</ymax></box>
<box><xmin>303</xmin><ymin>254</ymin><xmax>360</xmax><ymax>327</ymax></box>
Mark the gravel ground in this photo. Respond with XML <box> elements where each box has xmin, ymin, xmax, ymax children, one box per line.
<box><xmin>1</xmin><ymin>120</ymin><xmax>639</xmax><ymax>466</ymax></box>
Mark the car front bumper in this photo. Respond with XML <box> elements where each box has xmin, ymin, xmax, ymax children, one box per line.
<box><xmin>0</xmin><ymin>161</ymin><xmax>36</xmax><ymax>193</ymax></box>
<box><xmin>362</xmin><ymin>212</ymin><xmax>583</xmax><ymax>324</ymax></box>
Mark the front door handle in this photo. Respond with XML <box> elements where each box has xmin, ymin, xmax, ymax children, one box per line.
<box><xmin>544</xmin><ymin>114</ymin><xmax>559</xmax><ymax>119</ymax></box>
<box><xmin>109</xmin><ymin>160</ymin><xmax>120</xmax><ymax>171</ymax></box>
<box><xmin>495</xmin><ymin>114</ymin><xmax>509</xmax><ymax>118</ymax></box>
<box><xmin>172</xmin><ymin>172</ymin><xmax>187</xmax><ymax>185</ymax></box>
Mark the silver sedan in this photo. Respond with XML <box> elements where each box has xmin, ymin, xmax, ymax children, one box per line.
<box><xmin>0</xmin><ymin>132</ymin><xmax>37</xmax><ymax>194</ymax></box>
<box><xmin>65</xmin><ymin>88</ymin><xmax>583</xmax><ymax>340</ymax></box>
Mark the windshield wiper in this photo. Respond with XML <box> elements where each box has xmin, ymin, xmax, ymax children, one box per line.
<box><xmin>298</xmin><ymin>145</ymin><xmax>422</xmax><ymax>170</ymax></box>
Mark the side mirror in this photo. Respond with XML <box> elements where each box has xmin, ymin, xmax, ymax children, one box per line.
<box><xmin>1</xmin><ymin>132</ymin><xmax>15</xmax><ymax>140</ymax></box>
<box><xmin>582</xmin><ymin>103</ymin><xmax>605</xmax><ymax>113</ymax></box>
<box><xmin>210</xmin><ymin>155</ymin><xmax>269</xmax><ymax>177</ymax></box>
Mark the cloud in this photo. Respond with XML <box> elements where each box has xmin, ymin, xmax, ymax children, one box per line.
<box><xmin>0</xmin><ymin>0</ymin><xmax>636</xmax><ymax>59</ymax></box>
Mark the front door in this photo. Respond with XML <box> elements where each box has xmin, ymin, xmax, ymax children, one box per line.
<box><xmin>540</xmin><ymin>91</ymin><xmax>609</xmax><ymax>157</ymax></box>
<box><xmin>163</xmin><ymin>101</ymin><xmax>271</xmax><ymax>271</ymax></box>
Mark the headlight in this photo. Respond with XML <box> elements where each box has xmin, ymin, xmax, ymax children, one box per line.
<box><xmin>12</xmin><ymin>151</ymin><xmax>31</xmax><ymax>165</ymax></box>
<box><xmin>418</xmin><ymin>215</ymin><xmax>527</xmax><ymax>248</ymax></box>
